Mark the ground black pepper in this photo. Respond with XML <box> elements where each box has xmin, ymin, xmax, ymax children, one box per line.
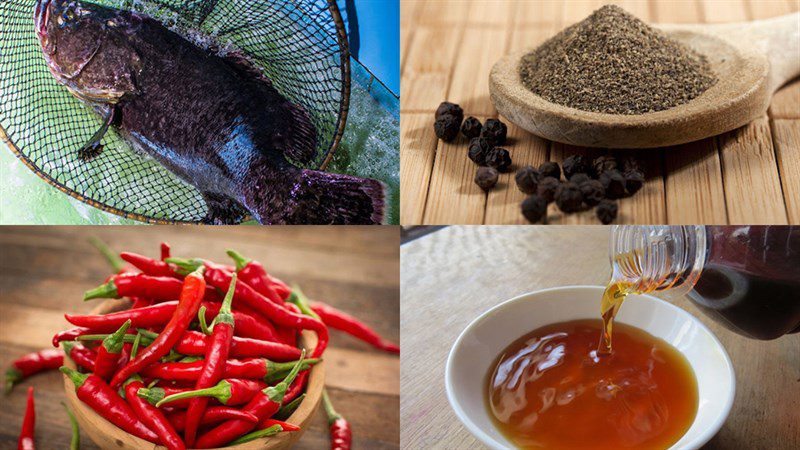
<box><xmin>461</xmin><ymin>117</ymin><xmax>482</xmax><ymax>139</ymax></box>
<box><xmin>521</xmin><ymin>195</ymin><xmax>548</xmax><ymax>223</ymax></box>
<box><xmin>596</xmin><ymin>199</ymin><xmax>619</xmax><ymax>224</ymax></box>
<box><xmin>515</xmin><ymin>166</ymin><xmax>539</xmax><ymax>194</ymax></box>
<box><xmin>537</xmin><ymin>177</ymin><xmax>560</xmax><ymax>203</ymax></box>
<box><xmin>600</xmin><ymin>169</ymin><xmax>627</xmax><ymax>199</ymax></box>
<box><xmin>486</xmin><ymin>148</ymin><xmax>512</xmax><ymax>172</ymax></box>
<box><xmin>480</xmin><ymin>119</ymin><xmax>508</xmax><ymax>145</ymax></box>
<box><xmin>468</xmin><ymin>137</ymin><xmax>493</xmax><ymax>165</ymax></box>
<box><xmin>475</xmin><ymin>167</ymin><xmax>499</xmax><ymax>191</ymax></box>
<box><xmin>538</xmin><ymin>161</ymin><xmax>561</xmax><ymax>179</ymax></box>
<box><xmin>519</xmin><ymin>5</ymin><xmax>716</xmax><ymax>115</ymax></box>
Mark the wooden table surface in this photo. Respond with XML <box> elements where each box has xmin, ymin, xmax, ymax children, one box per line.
<box><xmin>400</xmin><ymin>0</ymin><xmax>800</xmax><ymax>225</ymax></box>
<box><xmin>0</xmin><ymin>226</ymin><xmax>400</xmax><ymax>449</ymax></box>
<box><xmin>400</xmin><ymin>226</ymin><xmax>799</xmax><ymax>449</ymax></box>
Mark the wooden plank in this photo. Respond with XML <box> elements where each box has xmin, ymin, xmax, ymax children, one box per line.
<box><xmin>422</xmin><ymin>125</ymin><xmax>487</xmax><ymax>224</ymax></box>
<box><xmin>718</xmin><ymin>118</ymin><xmax>789</xmax><ymax>223</ymax></box>
<box><xmin>516</xmin><ymin>0</ymin><xmax>565</xmax><ymax>24</ymax></box>
<box><xmin>652</xmin><ymin>0</ymin><xmax>702</xmax><ymax>22</ymax></box>
<box><xmin>562</xmin><ymin>0</ymin><xmax>652</xmax><ymax>24</ymax></box>
<box><xmin>771</xmin><ymin>120</ymin><xmax>800</xmax><ymax>223</ymax></box>
<box><xmin>400</xmin><ymin>26</ymin><xmax>410</xmax><ymax>73</ymax></box>
<box><xmin>664</xmin><ymin>139</ymin><xmax>728</xmax><ymax>223</ymax></box>
<box><xmin>446</xmin><ymin>27</ymin><xmax>509</xmax><ymax>117</ymax></box>
<box><xmin>747</xmin><ymin>0</ymin><xmax>794</xmax><ymax>18</ymax></box>
<box><xmin>700</xmin><ymin>0</ymin><xmax>748</xmax><ymax>22</ymax></box>
<box><xmin>415</xmin><ymin>0</ymin><xmax>469</xmax><ymax>25</ymax></box>
<box><xmin>484</xmin><ymin>124</ymin><xmax>550</xmax><ymax>224</ymax></box>
<box><xmin>790</xmin><ymin>0</ymin><xmax>800</xmax><ymax>12</ymax></box>
<box><xmin>400</xmin><ymin>113</ymin><xmax>438</xmax><ymax>224</ymax></box>
<box><xmin>399</xmin><ymin>0</ymin><xmax>420</xmax><ymax>26</ymax></box>
<box><xmin>401</xmin><ymin>26</ymin><xmax>463</xmax><ymax>112</ymax></box>
<box><xmin>466</xmin><ymin>0</ymin><xmax>517</xmax><ymax>26</ymax></box>
<box><xmin>769</xmin><ymin>79</ymin><xmax>800</xmax><ymax>119</ymax></box>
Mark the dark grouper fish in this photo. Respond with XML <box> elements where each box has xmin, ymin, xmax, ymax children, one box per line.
<box><xmin>34</xmin><ymin>0</ymin><xmax>385</xmax><ymax>224</ymax></box>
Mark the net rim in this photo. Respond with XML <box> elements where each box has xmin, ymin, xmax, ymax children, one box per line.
<box><xmin>1</xmin><ymin>0</ymin><xmax>352</xmax><ymax>224</ymax></box>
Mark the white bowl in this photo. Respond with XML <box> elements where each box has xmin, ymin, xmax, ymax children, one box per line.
<box><xmin>445</xmin><ymin>285</ymin><xmax>735</xmax><ymax>450</ymax></box>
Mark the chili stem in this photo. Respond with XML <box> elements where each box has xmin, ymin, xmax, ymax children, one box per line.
<box><xmin>89</xmin><ymin>237</ymin><xmax>126</xmax><ymax>272</ymax></box>
<box><xmin>198</xmin><ymin>305</ymin><xmax>213</xmax><ymax>335</ymax></box>
<box><xmin>228</xmin><ymin>425</ymin><xmax>283</xmax><ymax>445</ymax></box>
<box><xmin>61</xmin><ymin>401</ymin><xmax>80</xmax><ymax>450</ymax></box>
<box><xmin>130</xmin><ymin>332</ymin><xmax>142</xmax><ymax>359</ymax></box>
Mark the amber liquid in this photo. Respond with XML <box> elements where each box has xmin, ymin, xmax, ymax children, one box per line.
<box><xmin>487</xmin><ymin>320</ymin><xmax>698</xmax><ymax>449</ymax></box>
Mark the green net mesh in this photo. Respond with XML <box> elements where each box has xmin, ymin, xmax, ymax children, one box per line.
<box><xmin>0</xmin><ymin>0</ymin><xmax>349</xmax><ymax>223</ymax></box>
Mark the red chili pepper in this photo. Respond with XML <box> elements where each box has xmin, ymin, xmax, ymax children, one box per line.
<box><xmin>141</xmin><ymin>357</ymin><xmax>319</xmax><ymax>382</ymax></box>
<box><xmin>194</xmin><ymin>351</ymin><xmax>305</xmax><ymax>449</ymax></box>
<box><xmin>160</xmin><ymin>242</ymin><xmax>171</xmax><ymax>261</ymax></box>
<box><xmin>18</xmin><ymin>387</ymin><xmax>35</xmax><ymax>450</ymax></box>
<box><xmin>154</xmin><ymin>378</ymin><xmax>267</xmax><ymax>408</ymax></box>
<box><xmin>5</xmin><ymin>349</ymin><xmax>63</xmax><ymax>394</ymax></box>
<box><xmin>124</xmin><ymin>379</ymin><xmax>185</xmax><ymax>450</ymax></box>
<box><xmin>226</xmin><ymin>250</ymin><xmax>288</xmax><ymax>304</ymax></box>
<box><xmin>109</xmin><ymin>268</ymin><xmax>206</xmax><ymax>388</ymax></box>
<box><xmin>129</xmin><ymin>298</ymin><xmax>153</xmax><ymax>309</ymax></box>
<box><xmin>83</xmin><ymin>273</ymin><xmax>219</xmax><ymax>303</ymax></box>
<box><xmin>60</xmin><ymin>367</ymin><xmax>158</xmax><ymax>442</ymax></box>
<box><xmin>120</xmin><ymin>252</ymin><xmax>177</xmax><ymax>277</ymax></box>
<box><xmin>52</xmin><ymin>327</ymin><xmax>92</xmax><ymax>347</ymax></box>
<box><xmin>61</xmin><ymin>342</ymin><xmax>97</xmax><ymax>372</ymax></box>
<box><xmin>322</xmin><ymin>389</ymin><xmax>352</xmax><ymax>450</ymax></box>
<box><xmin>93</xmin><ymin>320</ymin><xmax>131</xmax><ymax>381</ymax></box>
<box><xmin>175</xmin><ymin>331</ymin><xmax>302</xmax><ymax>361</ymax></box>
<box><xmin>205</xmin><ymin>267</ymin><xmax>328</xmax><ymax>358</ymax></box>
<box><xmin>310</xmin><ymin>301</ymin><xmax>400</xmax><ymax>354</ymax></box>
<box><xmin>275</xmin><ymin>326</ymin><xmax>298</xmax><ymax>347</ymax></box>
<box><xmin>183</xmin><ymin>274</ymin><xmax>238</xmax><ymax>447</ymax></box>
<box><xmin>228</xmin><ymin>418</ymin><xmax>300</xmax><ymax>445</ymax></box>
<box><xmin>167</xmin><ymin>406</ymin><xmax>258</xmax><ymax>432</ymax></box>
<box><xmin>66</xmin><ymin>301</ymin><xmax>278</xmax><ymax>341</ymax></box>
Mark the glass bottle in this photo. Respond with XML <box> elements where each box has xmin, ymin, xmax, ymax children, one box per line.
<box><xmin>609</xmin><ymin>226</ymin><xmax>800</xmax><ymax>340</ymax></box>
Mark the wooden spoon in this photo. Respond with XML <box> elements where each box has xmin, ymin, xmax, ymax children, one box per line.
<box><xmin>489</xmin><ymin>13</ymin><xmax>800</xmax><ymax>149</ymax></box>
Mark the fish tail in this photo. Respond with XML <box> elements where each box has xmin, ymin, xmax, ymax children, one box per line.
<box><xmin>244</xmin><ymin>169</ymin><xmax>385</xmax><ymax>225</ymax></box>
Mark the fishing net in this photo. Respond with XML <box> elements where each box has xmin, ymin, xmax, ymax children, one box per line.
<box><xmin>0</xmin><ymin>0</ymin><xmax>350</xmax><ymax>223</ymax></box>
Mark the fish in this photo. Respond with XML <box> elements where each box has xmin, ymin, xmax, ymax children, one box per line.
<box><xmin>34</xmin><ymin>0</ymin><xmax>385</xmax><ymax>224</ymax></box>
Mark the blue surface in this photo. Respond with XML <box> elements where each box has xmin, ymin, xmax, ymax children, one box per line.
<box><xmin>346</xmin><ymin>0</ymin><xmax>399</xmax><ymax>95</ymax></box>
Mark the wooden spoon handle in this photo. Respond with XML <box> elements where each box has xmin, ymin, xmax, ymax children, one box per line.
<box><xmin>664</xmin><ymin>13</ymin><xmax>800</xmax><ymax>93</ymax></box>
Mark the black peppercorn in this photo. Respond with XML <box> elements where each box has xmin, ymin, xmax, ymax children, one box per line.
<box><xmin>480</xmin><ymin>118</ymin><xmax>508</xmax><ymax>145</ymax></box>
<box><xmin>475</xmin><ymin>167</ymin><xmax>499</xmax><ymax>191</ymax></box>
<box><xmin>486</xmin><ymin>148</ymin><xmax>512</xmax><ymax>172</ymax></box>
<box><xmin>521</xmin><ymin>195</ymin><xmax>547</xmax><ymax>223</ymax></box>
<box><xmin>555</xmin><ymin>182</ymin><xmax>584</xmax><ymax>213</ymax></box>
<box><xmin>591</xmin><ymin>155</ymin><xmax>618</xmax><ymax>178</ymax></box>
<box><xmin>537</xmin><ymin>176</ymin><xmax>560</xmax><ymax>203</ymax></box>
<box><xmin>538</xmin><ymin>161</ymin><xmax>561</xmax><ymax>179</ymax></box>
<box><xmin>435</xmin><ymin>102</ymin><xmax>464</xmax><ymax>124</ymax></box>
<box><xmin>569</xmin><ymin>173</ymin><xmax>591</xmax><ymax>185</ymax></box>
<box><xmin>580</xmin><ymin>180</ymin><xmax>605</xmax><ymax>206</ymax></box>
<box><xmin>624</xmin><ymin>169</ymin><xmax>645</xmax><ymax>196</ymax></box>
<box><xmin>468</xmin><ymin>137</ymin><xmax>493</xmax><ymax>165</ymax></box>
<box><xmin>515</xmin><ymin>166</ymin><xmax>540</xmax><ymax>194</ymax></box>
<box><xmin>596</xmin><ymin>199</ymin><xmax>618</xmax><ymax>224</ymax></box>
<box><xmin>599</xmin><ymin>169</ymin><xmax>626</xmax><ymax>199</ymax></box>
<box><xmin>620</xmin><ymin>156</ymin><xmax>641</xmax><ymax>173</ymax></box>
<box><xmin>562</xmin><ymin>155</ymin><xmax>589</xmax><ymax>179</ymax></box>
<box><xmin>461</xmin><ymin>116</ymin><xmax>482</xmax><ymax>139</ymax></box>
<box><xmin>434</xmin><ymin>115</ymin><xmax>461</xmax><ymax>142</ymax></box>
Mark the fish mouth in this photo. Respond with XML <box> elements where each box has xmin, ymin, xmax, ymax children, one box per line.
<box><xmin>34</xmin><ymin>0</ymin><xmax>51</xmax><ymax>42</ymax></box>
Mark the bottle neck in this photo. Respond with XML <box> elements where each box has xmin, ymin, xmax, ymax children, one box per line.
<box><xmin>609</xmin><ymin>226</ymin><xmax>707</xmax><ymax>297</ymax></box>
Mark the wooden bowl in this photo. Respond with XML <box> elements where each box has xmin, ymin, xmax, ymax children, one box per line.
<box><xmin>62</xmin><ymin>299</ymin><xmax>325</xmax><ymax>449</ymax></box>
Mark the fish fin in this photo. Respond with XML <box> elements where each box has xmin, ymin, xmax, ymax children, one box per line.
<box><xmin>77</xmin><ymin>106</ymin><xmax>115</xmax><ymax>162</ymax></box>
<box><xmin>243</xmin><ymin>169</ymin><xmax>385</xmax><ymax>225</ymax></box>
<box><xmin>220</xmin><ymin>50</ymin><xmax>273</xmax><ymax>88</ymax></box>
<box><xmin>282</xmin><ymin>100</ymin><xmax>318</xmax><ymax>165</ymax></box>
<box><xmin>200</xmin><ymin>192</ymin><xmax>249</xmax><ymax>224</ymax></box>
